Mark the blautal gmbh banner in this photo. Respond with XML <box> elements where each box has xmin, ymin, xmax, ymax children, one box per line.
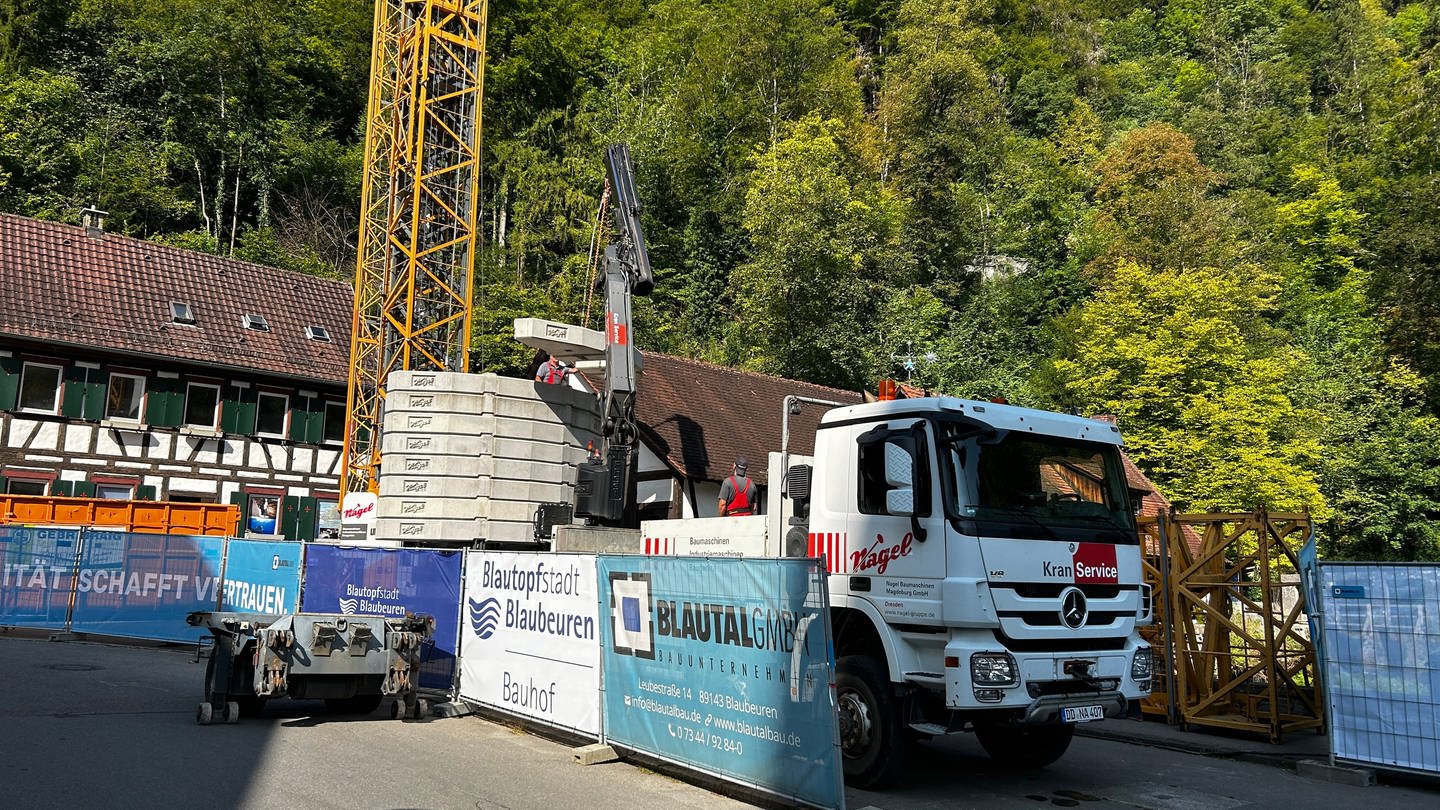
<box><xmin>598</xmin><ymin>556</ymin><xmax>842</xmax><ymax>810</ymax></box>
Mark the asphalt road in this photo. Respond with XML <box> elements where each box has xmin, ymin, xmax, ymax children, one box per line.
<box><xmin>1</xmin><ymin>632</ymin><xmax>1435</xmax><ymax>810</ymax></box>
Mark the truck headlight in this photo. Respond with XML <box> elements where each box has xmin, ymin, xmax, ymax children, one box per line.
<box><xmin>971</xmin><ymin>652</ymin><xmax>1018</xmax><ymax>687</ymax></box>
<box><xmin>1131</xmin><ymin>647</ymin><xmax>1153</xmax><ymax>681</ymax></box>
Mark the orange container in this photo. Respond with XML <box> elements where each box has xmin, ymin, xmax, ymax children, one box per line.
<box><xmin>0</xmin><ymin>494</ymin><xmax>239</xmax><ymax>536</ymax></box>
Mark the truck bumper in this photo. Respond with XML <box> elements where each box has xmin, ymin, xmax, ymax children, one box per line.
<box><xmin>938</xmin><ymin>632</ymin><xmax>1150</xmax><ymax>719</ymax></box>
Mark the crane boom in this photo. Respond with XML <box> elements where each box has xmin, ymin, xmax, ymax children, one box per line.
<box><xmin>575</xmin><ymin>144</ymin><xmax>654</xmax><ymax>525</ymax></box>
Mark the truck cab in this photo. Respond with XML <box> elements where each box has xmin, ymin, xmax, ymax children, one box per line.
<box><xmin>801</xmin><ymin>397</ymin><xmax>1152</xmax><ymax>787</ymax></box>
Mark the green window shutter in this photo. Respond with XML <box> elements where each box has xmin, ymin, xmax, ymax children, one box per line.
<box><xmin>285</xmin><ymin>397</ymin><xmax>306</xmax><ymax>442</ymax></box>
<box><xmin>83</xmin><ymin>369</ymin><xmax>104</xmax><ymax>420</ymax></box>
<box><xmin>61</xmin><ymin>366</ymin><xmax>87</xmax><ymax>418</ymax></box>
<box><xmin>229</xmin><ymin>490</ymin><xmax>246</xmax><ymax>509</ymax></box>
<box><xmin>135</xmin><ymin>485</ymin><xmax>156</xmax><ymax>500</ymax></box>
<box><xmin>279</xmin><ymin>496</ymin><xmax>300</xmax><ymax>540</ymax></box>
<box><xmin>145</xmin><ymin>377</ymin><xmax>183</xmax><ymax>427</ymax></box>
<box><xmin>52</xmin><ymin>480</ymin><xmax>74</xmax><ymax>496</ymax></box>
<box><xmin>73</xmin><ymin>481</ymin><xmax>96</xmax><ymax>497</ymax></box>
<box><xmin>289</xmin><ymin>398</ymin><xmax>323</xmax><ymax>443</ymax></box>
<box><xmin>294</xmin><ymin>496</ymin><xmax>317</xmax><ymax>541</ymax></box>
<box><xmin>220</xmin><ymin>387</ymin><xmax>257</xmax><ymax>435</ymax></box>
<box><xmin>0</xmin><ymin>356</ymin><xmax>20</xmax><ymax>411</ymax></box>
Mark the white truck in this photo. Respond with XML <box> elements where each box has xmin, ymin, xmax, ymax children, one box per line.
<box><xmin>638</xmin><ymin>395</ymin><xmax>1153</xmax><ymax>788</ymax></box>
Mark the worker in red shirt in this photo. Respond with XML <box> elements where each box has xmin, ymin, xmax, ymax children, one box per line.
<box><xmin>718</xmin><ymin>457</ymin><xmax>757</xmax><ymax>516</ymax></box>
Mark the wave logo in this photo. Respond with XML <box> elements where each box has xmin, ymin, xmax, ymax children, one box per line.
<box><xmin>469</xmin><ymin>597</ymin><xmax>502</xmax><ymax>640</ymax></box>
<box><xmin>338</xmin><ymin>597</ymin><xmax>359</xmax><ymax>614</ymax></box>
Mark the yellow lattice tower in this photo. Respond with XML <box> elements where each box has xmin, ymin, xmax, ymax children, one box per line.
<box><xmin>345</xmin><ymin>0</ymin><xmax>488</xmax><ymax>493</ymax></box>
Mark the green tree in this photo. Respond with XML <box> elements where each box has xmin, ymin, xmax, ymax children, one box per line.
<box><xmin>1044</xmin><ymin>259</ymin><xmax>1324</xmax><ymax>513</ymax></box>
<box><xmin>733</xmin><ymin>115</ymin><xmax>903</xmax><ymax>387</ymax></box>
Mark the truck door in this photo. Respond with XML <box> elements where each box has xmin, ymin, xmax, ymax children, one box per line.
<box><xmin>845</xmin><ymin>420</ymin><xmax>945</xmax><ymax>625</ymax></box>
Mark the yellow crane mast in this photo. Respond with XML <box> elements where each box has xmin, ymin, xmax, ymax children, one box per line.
<box><xmin>344</xmin><ymin>0</ymin><xmax>489</xmax><ymax>494</ymax></box>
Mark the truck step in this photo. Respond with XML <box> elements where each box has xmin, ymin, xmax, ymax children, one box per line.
<box><xmin>907</xmin><ymin>722</ymin><xmax>951</xmax><ymax>736</ymax></box>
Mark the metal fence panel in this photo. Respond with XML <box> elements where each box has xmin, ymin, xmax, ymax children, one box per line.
<box><xmin>1318</xmin><ymin>562</ymin><xmax>1440</xmax><ymax>774</ymax></box>
<box><xmin>0</xmin><ymin>526</ymin><xmax>83</xmax><ymax>629</ymax></box>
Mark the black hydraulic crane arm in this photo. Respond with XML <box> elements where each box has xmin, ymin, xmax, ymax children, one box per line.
<box><xmin>575</xmin><ymin>144</ymin><xmax>653</xmax><ymax>526</ymax></box>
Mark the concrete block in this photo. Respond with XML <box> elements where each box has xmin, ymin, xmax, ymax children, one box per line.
<box><xmin>492</xmin><ymin>436</ymin><xmax>572</xmax><ymax>464</ymax></box>
<box><xmin>572</xmin><ymin>743</ymin><xmax>619</xmax><ymax>765</ymax></box>
<box><xmin>374</xmin><ymin>517</ymin><xmax>484</xmax><ymax>544</ymax></box>
<box><xmin>487</xmin><ymin>478</ymin><xmax>571</xmax><ymax>505</ymax></box>
<box><xmin>388</xmin><ymin>370</ymin><xmax>500</xmax><ymax>396</ymax></box>
<box><xmin>380</xmin><ymin>431</ymin><xmax>491</xmax><ymax>457</ymax></box>
<box><xmin>1296</xmin><ymin>760</ymin><xmax>1376</xmax><ymax>787</ymax></box>
<box><xmin>382</xmin><ymin>453</ymin><xmax>491</xmax><ymax>479</ymax></box>
<box><xmin>480</xmin><ymin>497</ymin><xmax>568</xmax><ymax>523</ymax></box>
<box><xmin>387</xmin><ymin>390</ymin><xmax>496</xmax><ymax>415</ymax></box>
<box><xmin>553</xmin><ymin>525</ymin><xmax>644</xmax><ymax>554</ymax></box>
<box><xmin>380</xmin><ymin>495</ymin><xmax>483</xmax><ymax>521</ymax></box>
<box><xmin>474</xmin><ymin>518</ymin><xmax>543</xmax><ymax>544</ymax></box>
<box><xmin>380</xmin><ymin>475</ymin><xmax>483</xmax><ymax>500</ymax></box>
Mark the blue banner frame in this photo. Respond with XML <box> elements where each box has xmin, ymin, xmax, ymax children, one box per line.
<box><xmin>300</xmin><ymin>545</ymin><xmax>463</xmax><ymax>691</ymax></box>
<box><xmin>0</xmin><ymin>526</ymin><xmax>82</xmax><ymax>629</ymax></box>
<box><xmin>68</xmin><ymin>530</ymin><xmax>226</xmax><ymax>643</ymax></box>
<box><xmin>220</xmin><ymin>539</ymin><xmax>303</xmax><ymax>614</ymax></box>
<box><xmin>598</xmin><ymin>556</ymin><xmax>842</xmax><ymax>809</ymax></box>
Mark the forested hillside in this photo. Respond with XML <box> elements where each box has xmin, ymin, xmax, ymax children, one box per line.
<box><xmin>2</xmin><ymin>0</ymin><xmax>1438</xmax><ymax>559</ymax></box>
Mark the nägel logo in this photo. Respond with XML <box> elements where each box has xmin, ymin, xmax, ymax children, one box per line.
<box><xmin>469</xmin><ymin>597</ymin><xmax>501</xmax><ymax>640</ymax></box>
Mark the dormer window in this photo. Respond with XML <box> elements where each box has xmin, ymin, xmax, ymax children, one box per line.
<box><xmin>304</xmin><ymin>325</ymin><xmax>332</xmax><ymax>342</ymax></box>
<box><xmin>243</xmin><ymin>313</ymin><xmax>271</xmax><ymax>332</ymax></box>
<box><xmin>170</xmin><ymin>301</ymin><xmax>196</xmax><ymax>325</ymax></box>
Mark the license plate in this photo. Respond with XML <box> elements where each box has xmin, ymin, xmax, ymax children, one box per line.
<box><xmin>1061</xmin><ymin>704</ymin><xmax>1105</xmax><ymax>723</ymax></box>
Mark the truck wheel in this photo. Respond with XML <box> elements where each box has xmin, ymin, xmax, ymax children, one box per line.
<box><xmin>835</xmin><ymin>655</ymin><xmax>906</xmax><ymax>789</ymax></box>
<box><xmin>196</xmin><ymin>702</ymin><xmax>213</xmax><ymax>725</ymax></box>
<box><xmin>974</xmin><ymin>723</ymin><xmax>1074</xmax><ymax>768</ymax></box>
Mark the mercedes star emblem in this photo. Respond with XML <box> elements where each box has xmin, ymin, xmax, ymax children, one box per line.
<box><xmin>1059</xmin><ymin>586</ymin><xmax>1088</xmax><ymax>630</ymax></box>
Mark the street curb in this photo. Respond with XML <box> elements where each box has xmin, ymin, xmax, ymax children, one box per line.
<box><xmin>1074</xmin><ymin>725</ymin><xmax>1320</xmax><ymax>771</ymax></box>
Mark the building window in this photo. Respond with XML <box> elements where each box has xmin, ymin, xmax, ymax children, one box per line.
<box><xmin>18</xmin><ymin>362</ymin><xmax>62</xmax><ymax>412</ymax></box>
<box><xmin>323</xmin><ymin>401</ymin><xmax>346</xmax><ymax>444</ymax></box>
<box><xmin>246</xmin><ymin>493</ymin><xmax>280</xmax><ymax>535</ymax></box>
<box><xmin>255</xmin><ymin>391</ymin><xmax>289</xmax><ymax>437</ymax></box>
<box><xmin>6</xmin><ymin>479</ymin><xmax>47</xmax><ymax>495</ymax></box>
<box><xmin>183</xmin><ymin>382</ymin><xmax>221</xmax><ymax>428</ymax></box>
<box><xmin>316</xmin><ymin>499</ymin><xmax>340</xmax><ymax>540</ymax></box>
<box><xmin>96</xmin><ymin>483</ymin><xmax>134</xmax><ymax>500</ymax></box>
<box><xmin>106</xmin><ymin>373</ymin><xmax>146</xmax><ymax>421</ymax></box>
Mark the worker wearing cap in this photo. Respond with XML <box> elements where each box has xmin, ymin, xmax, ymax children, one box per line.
<box><xmin>718</xmin><ymin>457</ymin><xmax>757</xmax><ymax>517</ymax></box>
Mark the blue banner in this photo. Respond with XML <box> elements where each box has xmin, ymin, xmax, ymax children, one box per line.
<box><xmin>0</xmin><ymin>526</ymin><xmax>82</xmax><ymax>629</ymax></box>
<box><xmin>300</xmin><ymin>545</ymin><xmax>463</xmax><ymax>691</ymax></box>
<box><xmin>220</xmin><ymin>539</ymin><xmax>303</xmax><ymax>614</ymax></box>
<box><xmin>597</xmin><ymin>556</ymin><xmax>841</xmax><ymax>809</ymax></box>
<box><xmin>69</xmin><ymin>530</ymin><xmax>226</xmax><ymax>643</ymax></box>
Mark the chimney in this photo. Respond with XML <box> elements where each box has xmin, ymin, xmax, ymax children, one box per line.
<box><xmin>81</xmin><ymin>206</ymin><xmax>109</xmax><ymax>237</ymax></box>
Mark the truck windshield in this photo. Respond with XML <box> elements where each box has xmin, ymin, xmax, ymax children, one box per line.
<box><xmin>937</xmin><ymin>422</ymin><xmax>1137</xmax><ymax>544</ymax></box>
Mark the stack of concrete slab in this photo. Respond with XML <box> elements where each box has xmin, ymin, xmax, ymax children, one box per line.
<box><xmin>375</xmin><ymin>371</ymin><xmax>601</xmax><ymax>546</ymax></box>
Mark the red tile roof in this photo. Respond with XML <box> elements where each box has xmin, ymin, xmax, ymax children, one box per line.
<box><xmin>635</xmin><ymin>353</ymin><xmax>865</xmax><ymax>485</ymax></box>
<box><xmin>0</xmin><ymin>213</ymin><xmax>352</xmax><ymax>384</ymax></box>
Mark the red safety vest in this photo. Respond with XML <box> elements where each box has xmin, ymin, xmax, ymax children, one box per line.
<box><xmin>537</xmin><ymin>361</ymin><xmax>566</xmax><ymax>384</ymax></box>
<box><xmin>725</xmin><ymin>476</ymin><xmax>754</xmax><ymax>516</ymax></box>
